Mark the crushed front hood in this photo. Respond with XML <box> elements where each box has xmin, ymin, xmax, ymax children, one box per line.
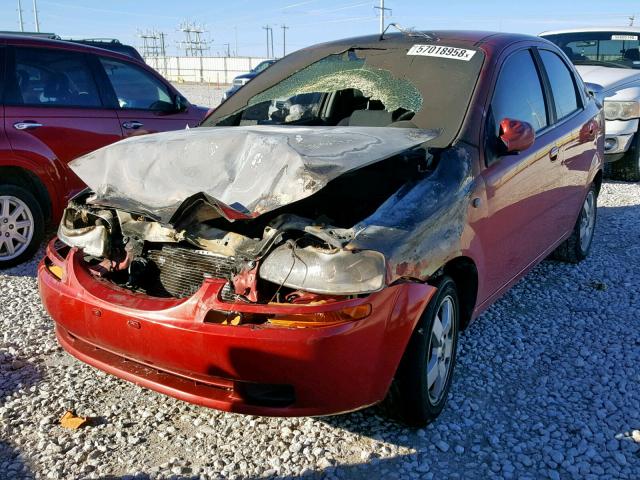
<box><xmin>70</xmin><ymin>125</ymin><xmax>438</xmax><ymax>223</ymax></box>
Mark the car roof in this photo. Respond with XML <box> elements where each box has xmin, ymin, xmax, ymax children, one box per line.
<box><xmin>540</xmin><ymin>26</ymin><xmax>640</xmax><ymax>36</ymax></box>
<box><xmin>313</xmin><ymin>30</ymin><xmax>541</xmax><ymax>51</ymax></box>
<box><xmin>0</xmin><ymin>33</ymin><xmax>139</xmax><ymax>63</ymax></box>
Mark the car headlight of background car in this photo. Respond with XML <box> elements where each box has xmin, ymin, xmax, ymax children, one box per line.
<box><xmin>604</xmin><ymin>100</ymin><xmax>640</xmax><ymax>121</ymax></box>
<box><xmin>259</xmin><ymin>244</ymin><xmax>386</xmax><ymax>295</ymax></box>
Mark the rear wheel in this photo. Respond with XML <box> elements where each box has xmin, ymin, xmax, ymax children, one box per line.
<box><xmin>552</xmin><ymin>184</ymin><xmax>597</xmax><ymax>263</ymax></box>
<box><xmin>0</xmin><ymin>185</ymin><xmax>45</xmax><ymax>269</ymax></box>
<box><xmin>608</xmin><ymin>133</ymin><xmax>640</xmax><ymax>181</ymax></box>
<box><xmin>381</xmin><ymin>276</ymin><xmax>460</xmax><ymax>426</ymax></box>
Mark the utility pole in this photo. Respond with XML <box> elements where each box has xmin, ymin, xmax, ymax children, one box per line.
<box><xmin>223</xmin><ymin>43</ymin><xmax>230</xmax><ymax>57</ymax></box>
<box><xmin>269</xmin><ymin>26</ymin><xmax>274</xmax><ymax>60</ymax></box>
<box><xmin>234</xmin><ymin>26</ymin><xmax>238</xmax><ymax>56</ymax></box>
<box><xmin>630</xmin><ymin>15</ymin><xmax>635</xmax><ymax>26</ymax></box>
<box><xmin>262</xmin><ymin>25</ymin><xmax>271</xmax><ymax>58</ymax></box>
<box><xmin>32</xmin><ymin>0</ymin><xmax>40</xmax><ymax>32</ymax></box>
<box><xmin>17</xmin><ymin>0</ymin><xmax>24</xmax><ymax>32</ymax></box>
<box><xmin>374</xmin><ymin>0</ymin><xmax>392</xmax><ymax>35</ymax></box>
<box><xmin>281</xmin><ymin>25</ymin><xmax>289</xmax><ymax>57</ymax></box>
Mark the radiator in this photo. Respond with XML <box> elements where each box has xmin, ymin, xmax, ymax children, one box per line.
<box><xmin>146</xmin><ymin>246</ymin><xmax>238</xmax><ymax>300</ymax></box>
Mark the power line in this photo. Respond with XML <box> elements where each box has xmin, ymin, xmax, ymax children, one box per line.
<box><xmin>374</xmin><ymin>0</ymin><xmax>392</xmax><ymax>35</ymax></box>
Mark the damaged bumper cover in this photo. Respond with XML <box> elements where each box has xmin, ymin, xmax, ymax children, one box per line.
<box><xmin>39</xmin><ymin>239</ymin><xmax>435</xmax><ymax>415</ymax></box>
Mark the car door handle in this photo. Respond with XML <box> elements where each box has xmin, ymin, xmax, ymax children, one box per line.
<box><xmin>13</xmin><ymin>121</ymin><xmax>43</xmax><ymax>130</ymax></box>
<box><xmin>549</xmin><ymin>146</ymin><xmax>560</xmax><ymax>161</ymax></box>
<box><xmin>122</xmin><ymin>121</ymin><xmax>144</xmax><ymax>130</ymax></box>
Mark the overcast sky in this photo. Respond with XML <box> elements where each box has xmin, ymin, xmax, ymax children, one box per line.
<box><xmin>1</xmin><ymin>0</ymin><xmax>638</xmax><ymax>58</ymax></box>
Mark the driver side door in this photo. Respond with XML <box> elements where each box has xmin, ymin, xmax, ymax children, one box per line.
<box><xmin>95</xmin><ymin>56</ymin><xmax>198</xmax><ymax>137</ymax></box>
<box><xmin>476</xmin><ymin>47</ymin><xmax>566</xmax><ymax>306</ymax></box>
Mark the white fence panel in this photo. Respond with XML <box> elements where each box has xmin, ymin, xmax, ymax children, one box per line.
<box><xmin>144</xmin><ymin>56</ymin><xmax>271</xmax><ymax>85</ymax></box>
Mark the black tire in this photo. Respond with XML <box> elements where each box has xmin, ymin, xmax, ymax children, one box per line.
<box><xmin>380</xmin><ymin>276</ymin><xmax>460</xmax><ymax>427</ymax></box>
<box><xmin>0</xmin><ymin>184</ymin><xmax>45</xmax><ymax>269</ymax></box>
<box><xmin>608</xmin><ymin>133</ymin><xmax>640</xmax><ymax>182</ymax></box>
<box><xmin>552</xmin><ymin>184</ymin><xmax>597</xmax><ymax>264</ymax></box>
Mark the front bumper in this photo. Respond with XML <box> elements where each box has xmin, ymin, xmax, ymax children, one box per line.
<box><xmin>38</xmin><ymin>239</ymin><xmax>434</xmax><ymax>416</ymax></box>
<box><xmin>604</xmin><ymin>119</ymin><xmax>638</xmax><ymax>160</ymax></box>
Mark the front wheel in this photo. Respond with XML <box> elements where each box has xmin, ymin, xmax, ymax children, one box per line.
<box><xmin>381</xmin><ymin>276</ymin><xmax>460</xmax><ymax>427</ymax></box>
<box><xmin>552</xmin><ymin>184</ymin><xmax>597</xmax><ymax>263</ymax></box>
<box><xmin>0</xmin><ymin>185</ymin><xmax>45</xmax><ymax>269</ymax></box>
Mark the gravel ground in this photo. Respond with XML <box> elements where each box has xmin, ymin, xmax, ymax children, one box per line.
<box><xmin>1</xmin><ymin>180</ymin><xmax>639</xmax><ymax>480</ymax></box>
<box><xmin>172</xmin><ymin>83</ymin><xmax>226</xmax><ymax>109</ymax></box>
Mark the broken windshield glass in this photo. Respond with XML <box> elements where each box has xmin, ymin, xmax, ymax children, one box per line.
<box><xmin>204</xmin><ymin>39</ymin><xmax>485</xmax><ymax>148</ymax></box>
<box><xmin>250</xmin><ymin>52</ymin><xmax>423</xmax><ymax>113</ymax></box>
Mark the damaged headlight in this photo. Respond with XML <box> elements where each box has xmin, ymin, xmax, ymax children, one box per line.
<box><xmin>259</xmin><ymin>243</ymin><xmax>386</xmax><ymax>295</ymax></box>
<box><xmin>57</xmin><ymin>206</ymin><xmax>113</xmax><ymax>258</ymax></box>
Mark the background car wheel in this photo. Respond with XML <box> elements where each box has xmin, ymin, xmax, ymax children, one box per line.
<box><xmin>608</xmin><ymin>133</ymin><xmax>640</xmax><ymax>182</ymax></box>
<box><xmin>380</xmin><ymin>276</ymin><xmax>460</xmax><ymax>427</ymax></box>
<box><xmin>552</xmin><ymin>184</ymin><xmax>597</xmax><ymax>264</ymax></box>
<box><xmin>0</xmin><ymin>185</ymin><xmax>45</xmax><ymax>269</ymax></box>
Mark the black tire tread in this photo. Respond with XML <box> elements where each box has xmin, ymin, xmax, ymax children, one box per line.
<box><xmin>552</xmin><ymin>184</ymin><xmax>597</xmax><ymax>264</ymax></box>
<box><xmin>379</xmin><ymin>276</ymin><xmax>460</xmax><ymax>427</ymax></box>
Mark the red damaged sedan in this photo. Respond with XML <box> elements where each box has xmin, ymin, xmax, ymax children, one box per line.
<box><xmin>38</xmin><ymin>30</ymin><xmax>603</xmax><ymax>426</ymax></box>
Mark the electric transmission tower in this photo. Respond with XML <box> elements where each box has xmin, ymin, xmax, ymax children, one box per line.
<box><xmin>178</xmin><ymin>22</ymin><xmax>210</xmax><ymax>57</ymax></box>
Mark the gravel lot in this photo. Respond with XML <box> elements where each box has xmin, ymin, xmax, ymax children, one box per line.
<box><xmin>1</xmin><ymin>180</ymin><xmax>639</xmax><ymax>480</ymax></box>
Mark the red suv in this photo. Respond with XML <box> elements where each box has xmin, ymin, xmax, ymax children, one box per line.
<box><xmin>0</xmin><ymin>35</ymin><xmax>207</xmax><ymax>267</ymax></box>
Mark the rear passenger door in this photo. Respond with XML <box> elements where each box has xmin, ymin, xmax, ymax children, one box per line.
<box><xmin>3</xmin><ymin>46</ymin><xmax>122</xmax><ymax>199</ymax></box>
<box><xmin>96</xmin><ymin>57</ymin><xmax>196</xmax><ymax>137</ymax></box>
<box><xmin>537</xmin><ymin>48</ymin><xmax>596</xmax><ymax>227</ymax></box>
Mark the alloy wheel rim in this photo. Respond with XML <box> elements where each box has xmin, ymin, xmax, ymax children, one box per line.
<box><xmin>0</xmin><ymin>196</ymin><xmax>34</xmax><ymax>261</ymax></box>
<box><xmin>579</xmin><ymin>191</ymin><xmax>595</xmax><ymax>250</ymax></box>
<box><xmin>426</xmin><ymin>295</ymin><xmax>456</xmax><ymax>404</ymax></box>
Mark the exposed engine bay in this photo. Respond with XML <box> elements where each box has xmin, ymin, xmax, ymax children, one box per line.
<box><xmin>59</xmin><ymin>126</ymin><xmax>443</xmax><ymax>305</ymax></box>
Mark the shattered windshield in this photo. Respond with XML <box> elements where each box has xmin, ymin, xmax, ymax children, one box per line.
<box><xmin>203</xmin><ymin>42</ymin><xmax>485</xmax><ymax>147</ymax></box>
<box><xmin>543</xmin><ymin>31</ymin><xmax>640</xmax><ymax>69</ymax></box>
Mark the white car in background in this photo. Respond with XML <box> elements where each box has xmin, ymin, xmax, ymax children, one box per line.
<box><xmin>541</xmin><ymin>27</ymin><xmax>640</xmax><ymax>181</ymax></box>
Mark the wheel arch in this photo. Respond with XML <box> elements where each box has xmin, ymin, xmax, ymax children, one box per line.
<box><xmin>593</xmin><ymin>168</ymin><xmax>603</xmax><ymax>196</ymax></box>
<box><xmin>430</xmin><ymin>256</ymin><xmax>479</xmax><ymax>330</ymax></box>
<box><xmin>0</xmin><ymin>166</ymin><xmax>52</xmax><ymax>221</ymax></box>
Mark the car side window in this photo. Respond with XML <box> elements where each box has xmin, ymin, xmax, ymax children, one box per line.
<box><xmin>539</xmin><ymin>50</ymin><xmax>580</xmax><ymax>120</ymax></box>
<box><xmin>491</xmin><ymin>49</ymin><xmax>548</xmax><ymax>134</ymax></box>
<box><xmin>100</xmin><ymin>57</ymin><xmax>173</xmax><ymax>111</ymax></box>
<box><xmin>8</xmin><ymin>47</ymin><xmax>101</xmax><ymax>107</ymax></box>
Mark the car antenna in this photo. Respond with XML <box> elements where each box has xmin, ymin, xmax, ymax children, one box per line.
<box><xmin>379</xmin><ymin>22</ymin><xmax>436</xmax><ymax>41</ymax></box>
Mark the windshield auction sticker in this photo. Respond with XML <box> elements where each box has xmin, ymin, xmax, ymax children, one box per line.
<box><xmin>407</xmin><ymin>44</ymin><xmax>476</xmax><ymax>61</ymax></box>
<box><xmin>611</xmin><ymin>34</ymin><xmax>638</xmax><ymax>41</ymax></box>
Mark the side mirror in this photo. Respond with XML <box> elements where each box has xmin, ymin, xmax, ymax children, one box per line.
<box><xmin>174</xmin><ymin>95</ymin><xmax>188</xmax><ymax>113</ymax></box>
<box><xmin>498</xmin><ymin>118</ymin><xmax>535</xmax><ymax>154</ymax></box>
<box><xmin>584</xmin><ymin>82</ymin><xmax>604</xmax><ymax>106</ymax></box>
